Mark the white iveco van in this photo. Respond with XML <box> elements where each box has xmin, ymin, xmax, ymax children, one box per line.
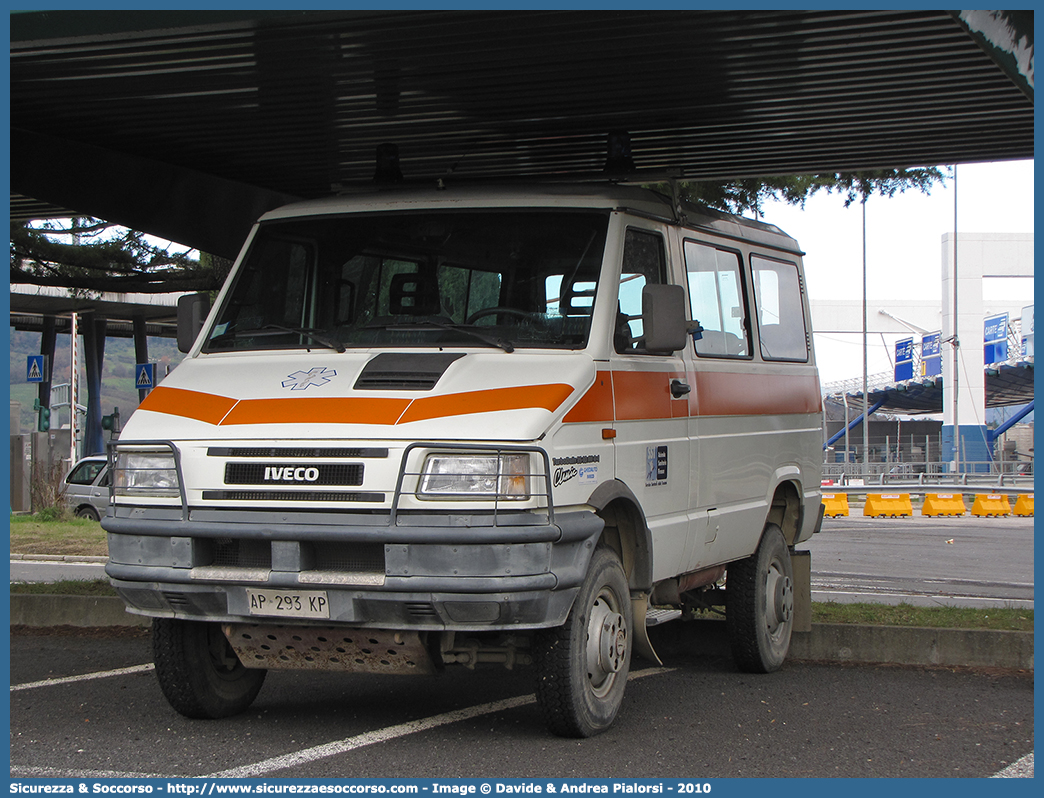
<box><xmin>104</xmin><ymin>183</ymin><xmax>823</xmax><ymax>737</ymax></box>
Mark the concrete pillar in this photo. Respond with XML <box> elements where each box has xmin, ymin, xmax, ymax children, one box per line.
<box><xmin>941</xmin><ymin>233</ymin><xmax>1033</xmax><ymax>472</ymax></box>
<box><xmin>81</xmin><ymin>315</ymin><xmax>107</xmax><ymax>456</ymax></box>
<box><xmin>37</xmin><ymin>316</ymin><xmax>56</xmax><ymax>425</ymax></box>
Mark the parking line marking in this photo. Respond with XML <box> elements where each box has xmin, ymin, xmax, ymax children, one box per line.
<box><xmin>10</xmin><ymin>663</ymin><xmax>155</xmax><ymax>692</ymax></box>
<box><xmin>207</xmin><ymin>667</ymin><xmax>676</xmax><ymax>778</ymax></box>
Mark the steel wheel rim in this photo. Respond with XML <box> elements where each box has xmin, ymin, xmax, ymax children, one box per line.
<box><xmin>585</xmin><ymin>587</ymin><xmax>627</xmax><ymax>697</ymax></box>
<box><xmin>764</xmin><ymin>558</ymin><xmax>793</xmax><ymax>640</ymax></box>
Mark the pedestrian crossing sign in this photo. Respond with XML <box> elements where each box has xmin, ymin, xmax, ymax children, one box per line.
<box><xmin>135</xmin><ymin>363</ymin><xmax>156</xmax><ymax>390</ymax></box>
<box><xmin>26</xmin><ymin>355</ymin><xmax>48</xmax><ymax>383</ymax></box>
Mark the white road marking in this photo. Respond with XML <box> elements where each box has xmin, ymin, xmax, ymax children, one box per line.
<box><xmin>991</xmin><ymin>753</ymin><xmax>1034</xmax><ymax>778</ymax></box>
<box><xmin>207</xmin><ymin>667</ymin><xmax>676</xmax><ymax>779</ymax></box>
<box><xmin>10</xmin><ymin>663</ymin><xmax>155</xmax><ymax>692</ymax></box>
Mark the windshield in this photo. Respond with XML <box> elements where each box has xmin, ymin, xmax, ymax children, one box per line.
<box><xmin>204</xmin><ymin>210</ymin><xmax>610</xmax><ymax>353</ymax></box>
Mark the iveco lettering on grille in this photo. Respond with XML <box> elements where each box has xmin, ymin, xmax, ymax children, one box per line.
<box><xmin>264</xmin><ymin>466</ymin><xmax>320</xmax><ymax>482</ymax></box>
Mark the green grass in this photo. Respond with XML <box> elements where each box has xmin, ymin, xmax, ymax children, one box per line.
<box><xmin>10</xmin><ymin>513</ymin><xmax>109</xmax><ymax>557</ymax></box>
<box><xmin>10</xmin><ymin>579</ymin><xmax>118</xmax><ymax>597</ymax></box>
<box><xmin>812</xmin><ymin>601</ymin><xmax>1033</xmax><ymax>632</ymax></box>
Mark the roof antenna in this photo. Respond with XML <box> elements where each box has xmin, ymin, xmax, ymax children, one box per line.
<box><xmin>603</xmin><ymin>131</ymin><xmax>635</xmax><ymax>177</ymax></box>
<box><xmin>373</xmin><ymin>143</ymin><xmax>403</xmax><ymax>184</ymax></box>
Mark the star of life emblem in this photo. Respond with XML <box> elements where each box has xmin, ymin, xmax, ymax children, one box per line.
<box><xmin>281</xmin><ymin>367</ymin><xmax>337</xmax><ymax>390</ymax></box>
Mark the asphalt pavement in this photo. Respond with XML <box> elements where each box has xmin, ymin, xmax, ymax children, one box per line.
<box><xmin>8</xmin><ymin>621</ymin><xmax>1035</xmax><ymax>779</ymax></box>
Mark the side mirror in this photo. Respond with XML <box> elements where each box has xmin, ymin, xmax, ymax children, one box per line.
<box><xmin>177</xmin><ymin>293</ymin><xmax>211</xmax><ymax>353</ymax></box>
<box><xmin>642</xmin><ymin>284</ymin><xmax>689</xmax><ymax>354</ymax></box>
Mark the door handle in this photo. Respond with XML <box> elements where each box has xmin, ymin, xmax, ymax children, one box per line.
<box><xmin>670</xmin><ymin>379</ymin><xmax>691</xmax><ymax>398</ymax></box>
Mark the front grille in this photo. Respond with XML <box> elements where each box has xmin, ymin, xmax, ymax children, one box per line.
<box><xmin>202</xmin><ymin>490</ymin><xmax>384</xmax><ymax>502</ymax></box>
<box><xmin>224</xmin><ymin>463</ymin><xmax>364</xmax><ymax>486</ymax></box>
<box><xmin>209</xmin><ymin>447</ymin><xmax>388</xmax><ymax>458</ymax></box>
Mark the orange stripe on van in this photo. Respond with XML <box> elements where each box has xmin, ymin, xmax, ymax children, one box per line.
<box><xmin>398</xmin><ymin>383</ymin><xmax>574</xmax><ymax>424</ymax></box>
<box><xmin>137</xmin><ymin>386</ymin><xmax>238</xmax><ymax>426</ymax></box>
<box><xmin>222</xmin><ymin>397</ymin><xmax>411</xmax><ymax>426</ymax></box>
<box><xmin>612</xmin><ymin>371</ymin><xmax>675</xmax><ymax>421</ymax></box>
<box><xmin>693</xmin><ymin>371</ymin><xmax>821</xmax><ymax>416</ymax></box>
<box><xmin>562</xmin><ymin>371</ymin><xmax>615</xmax><ymax>423</ymax></box>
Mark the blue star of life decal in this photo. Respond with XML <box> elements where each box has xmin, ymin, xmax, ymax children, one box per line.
<box><xmin>281</xmin><ymin>367</ymin><xmax>337</xmax><ymax>390</ymax></box>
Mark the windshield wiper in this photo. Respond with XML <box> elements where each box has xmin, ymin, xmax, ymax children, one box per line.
<box><xmin>366</xmin><ymin>320</ymin><xmax>515</xmax><ymax>352</ymax></box>
<box><xmin>210</xmin><ymin>324</ymin><xmax>346</xmax><ymax>353</ymax></box>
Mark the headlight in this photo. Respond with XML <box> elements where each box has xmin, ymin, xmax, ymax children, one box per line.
<box><xmin>114</xmin><ymin>451</ymin><xmax>180</xmax><ymax>498</ymax></box>
<box><xmin>419</xmin><ymin>453</ymin><xmax>530</xmax><ymax>500</ymax></box>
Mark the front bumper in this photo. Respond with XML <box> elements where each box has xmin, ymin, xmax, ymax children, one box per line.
<box><xmin>104</xmin><ymin>505</ymin><xmax>604</xmax><ymax>631</ymax></box>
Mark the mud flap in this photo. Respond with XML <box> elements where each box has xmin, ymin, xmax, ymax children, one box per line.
<box><xmin>630</xmin><ymin>593</ymin><xmax>663</xmax><ymax>665</ymax></box>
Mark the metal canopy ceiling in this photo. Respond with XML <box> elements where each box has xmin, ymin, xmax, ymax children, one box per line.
<box><xmin>850</xmin><ymin>360</ymin><xmax>1036</xmax><ymax>414</ymax></box>
<box><xmin>10</xmin><ymin>9</ymin><xmax>1035</xmax><ymax>259</ymax></box>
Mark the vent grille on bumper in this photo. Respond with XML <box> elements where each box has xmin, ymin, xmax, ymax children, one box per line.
<box><xmin>208</xmin><ymin>538</ymin><xmax>272</xmax><ymax>569</ymax></box>
<box><xmin>306</xmin><ymin>541</ymin><xmax>385</xmax><ymax>573</ymax></box>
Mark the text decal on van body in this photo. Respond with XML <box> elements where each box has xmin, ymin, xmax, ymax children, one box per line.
<box><xmin>645</xmin><ymin>445</ymin><xmax>668</xmax><ymax>487</ymax></box>
<box><xmin>551</xmin><ymin>455</ymin><xmax>600</xmax><ymax>488</ymax></box>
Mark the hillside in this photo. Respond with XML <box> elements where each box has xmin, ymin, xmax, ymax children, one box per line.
<box><xmin>9</xmin><ymin>328</ymin><xmax>184</xmax><ymax>434</ymax></box>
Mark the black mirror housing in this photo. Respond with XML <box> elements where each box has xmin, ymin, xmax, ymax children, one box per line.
<box><xmin>177</xmin><ymin>293</ymin><xmax>210</xmax><ymax>353</ymax></box>
<box><xmin>642</xmin><ymin>284</ymin><xmax>688</xmax><ymax>354</ymax></box>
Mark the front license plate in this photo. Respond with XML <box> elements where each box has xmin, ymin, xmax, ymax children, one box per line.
<box><xmin>246</xmin><ymin>588</ymin><xmax>330</xmax><ymax>619</ymax></box>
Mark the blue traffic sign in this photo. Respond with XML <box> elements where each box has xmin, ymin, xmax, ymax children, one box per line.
<box><xmin>984</xmin><ymin>313</ymin><xmax>1009</xmax><ymax>364</ymax></box>
<box><xmin>26</xmin><ymin>355</ymin><xmax>47</xmax><ymax>383</ymax></box>
<box><xmin>894</xmin><ymin>338</ymin><xmax>914</xmax><ymax>382</ymax></box>
<box><xmin>135</xmin><ymin>363</ymin><xmax>156</xmax><ymax>390</ymax></box>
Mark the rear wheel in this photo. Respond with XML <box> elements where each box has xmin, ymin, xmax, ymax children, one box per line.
<box><xmin>726</xmin><ymin>524</ymin><xmax>794</xmax><ymax>673</ymax></box>
<box><xmin>152</xmin><ymin>619</ymin><xmax>266</xmax><ymax>719</ymax></box>
<box><xmin>533</xmin><ymin>546</ymin><xmax>632</xmax><ymax>737</ymax></box>
<box><xmin>74</xmin><ymin>506</ymin><xmax>100</xmax><ymax>522</ymax></box>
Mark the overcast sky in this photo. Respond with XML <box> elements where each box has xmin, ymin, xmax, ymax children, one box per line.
<box><xmin>755</xmin><ymin>159</ymin><xmax>1035</xmax><ymax>386</ymax></box>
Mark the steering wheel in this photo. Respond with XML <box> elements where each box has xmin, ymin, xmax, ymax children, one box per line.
<box><xmin>465</xmin><ymin>307</ymin><xmax>540</xmax><ymax>325</ymax></box>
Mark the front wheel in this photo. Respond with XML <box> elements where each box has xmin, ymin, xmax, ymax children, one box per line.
<box><xmin>726</xmin><ymin>524</ymin><xmax>794</xmax><ymax>673</ymax></box>
<box><xmin>533</xmin><ymin>546</ymin><xmax>632</xmax><ymax>738</ymax></box>
<box><xmin>152</xmin><ymin>619</ymin><xmax>266</xmax><ymax>719</ymax></box>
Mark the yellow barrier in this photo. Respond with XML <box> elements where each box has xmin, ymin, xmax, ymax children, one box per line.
<box><xmin>821</xmin><ymin>493</ymin><xmax>849</xmax><ymax>518</ymax></box>
<box><xmin>864</xmin><ymin>493</ymin><xmax>913</xmax><ymax>517</ymax></box>
<box><xmin>971</xmin><ymin>494</ymin><xmax>1011</xmax><ymax>517</ymax></box>
<box><xmin>921</xmin><ymin>493</ymin><xmax>966</xmax><ymax>517</ymax></box>
<box><xmin>1012</xmin><ymin>494</ymin><xmax>1034</xmax><ymax>517</ymax></box>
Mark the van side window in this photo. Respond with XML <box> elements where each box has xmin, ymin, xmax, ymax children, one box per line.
<box><xmin>752</xmin><ymin>255</ymin><xmax>808</xmax><ymax>361</ymax></box>
<box><xmin>683</xmin><ymin>241</ymin><xmax>749</xmax><ymax>358</ymax></box>
<box><xmin>615</xmin><ymin>228</ymin><xmax>667</xmax><ymax>353</ymax></box>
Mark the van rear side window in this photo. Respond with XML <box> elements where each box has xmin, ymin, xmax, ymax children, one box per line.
<box><xmin>683</xmin><ymin>240</ymin><xmax>749</xmax><ymax>358</ymax></box>
<box><xmin>752</xmin><ymin>255</ymin><xmax>808</xmax><ymax>362</ymax></box>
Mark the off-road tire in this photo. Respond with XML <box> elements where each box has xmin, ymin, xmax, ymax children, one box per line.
<box><xmin>152</xmin><ymin>618</ymin><xmax>266</xmax><ymax>719</ymax></box>
<box><xmin>533</xmin><ymin>546</ymin><xmax>632</xmax><ymax>738</ymax></box>
<box><xmin>726</xmin><ymin>524</ymin><xmax>794</xmax><ymax>673</ymax></box>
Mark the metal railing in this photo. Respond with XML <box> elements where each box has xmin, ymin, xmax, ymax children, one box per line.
<box><xmin>821</xmin><ymin>460</ymin><xmax>1033</xmax><ymax>493</ymax></box>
